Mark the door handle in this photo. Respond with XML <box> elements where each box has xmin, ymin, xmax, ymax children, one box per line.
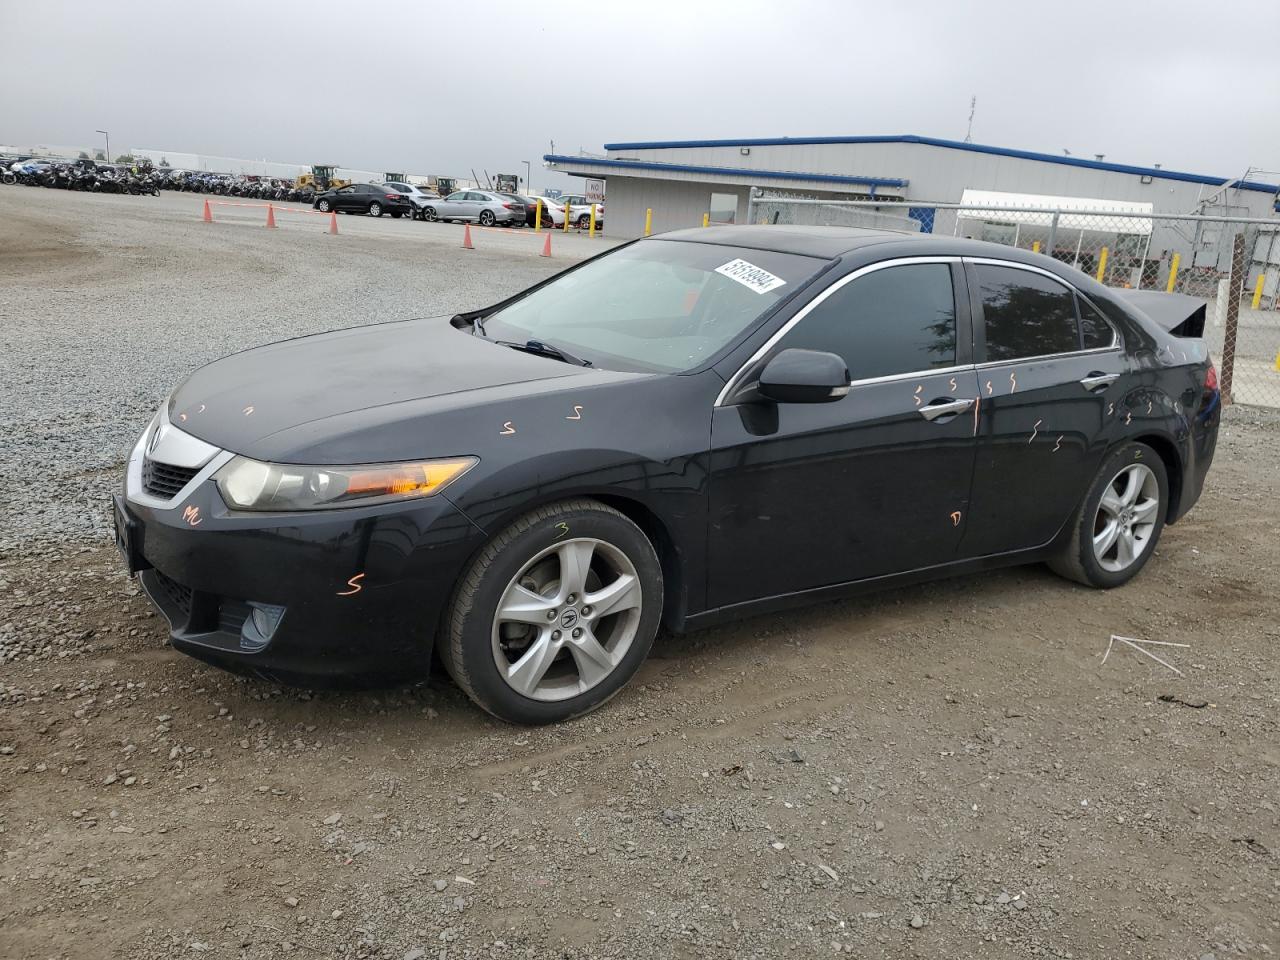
<box><xmin>918</xmin><ymin>398</ymin><xmax>974</xmax><ymax>421</ymax></box>
<box><xmin>1079</xmin><ymin>372</ymin><xmax>1119</xmax><ymax>392</ymax></box>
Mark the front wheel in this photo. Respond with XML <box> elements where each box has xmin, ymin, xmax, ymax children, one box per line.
<box><xmin>478</xmin><ymin>209</ymin><xmax>496</xmax><ymax>227</ymax></box>
<box><xmin>368</xmin><ymin>202</ymin><xmax>383</xmax><ymax>217</ymax></box>
<box><xmin>422</xmin><ymin>206</ymin><xmax>438</xmax><ymax>221</ymax></box>
<box><xmin>317</xmin><ymin>199</ymin><xmax>331</xmax><ymax>212</ymax></box>
<box><xmin>1049</xmin><ymin>442</ymin><xmax>1168</xmax><ymax>588</ymax></box>
<box><xmin>442</xmin><ymin>500</ymin><xmax>663</xmax><ymax>724</ymax></box>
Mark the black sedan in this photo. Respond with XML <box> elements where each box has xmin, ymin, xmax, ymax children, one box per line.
<box><xmin>114</xmin><ymin>226</ymin><xmax>1220</xmax><ymax>724</ymax></box>
<box><xmin>313</xmin><ymin>183</ymin><xmax>413</xmax><ymax>218</ymax></box>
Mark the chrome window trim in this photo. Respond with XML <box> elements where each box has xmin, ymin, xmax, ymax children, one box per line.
<box><xmin>845</xmin><ymin>362</ymin><xmax>976</xmax><ymax>389</ymax></box>
<box><xmin>714</xmin><ymin>256</ymin><xmax>963</xmax><ymax>407</ymax></box>
<box><xmin>965</xmin><ymin>256</ymin><xmax>1123</xmax><ymax>353</ymax></box>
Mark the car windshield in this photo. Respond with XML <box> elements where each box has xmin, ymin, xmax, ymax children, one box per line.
<box><xmin>481</xmin><ymin>239</ymin><xmax>825</xmax><ymax>373</ymax></box>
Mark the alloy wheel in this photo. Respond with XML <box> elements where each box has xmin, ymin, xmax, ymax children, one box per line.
<box><xmin>1092</xmin><ymin>463</ymin><xmax>1160</xmax><ymax>572</ymax></box>
<box><xmin>480</xmin><ymin>210</ymin><xmax>495</xmax><ymax>226</ymax></box>
<box><xmin>491</xmin><ymin>538</ymin><xmax>643</xmax><ymax>702</ymax></box>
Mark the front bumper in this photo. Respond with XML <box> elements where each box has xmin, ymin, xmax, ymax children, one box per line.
<box><xmin>119</xmin><ymin>415</ymin><xmax>484</xmax><ymax>683</ymax></box>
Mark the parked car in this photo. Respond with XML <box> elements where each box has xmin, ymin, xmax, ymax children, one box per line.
<box><xmin>313</xmin><ymin>183</ymin><xmax>413</xmax><ymax>218</ymax></box>
<box><xmin>381</xmin><ymin>181</ymin><xmax>441</xmax><ymax>219</ymax></box>
<box><xmin>530</xmin><ymin>196</ymin><xmax>567</xmax><ymax>227</ymax></box>
<box><xmin>113</xmin><ymin>226</ymin><xmax>1220</xmax><ymax>723</ymax></box>
<box><xmin>501</xmin><ymin>193</ymin><xmax>556</xmax><ymax>228</ymax></box>
<box><xmin>418</xmin><ymin>190</ymin><xmax>525</xmax><ymax>226</ymax></box>
<box><xmin>558</xmin><ymin>194</ymin><xmax>605</xmax><ymax>229</ymax></box>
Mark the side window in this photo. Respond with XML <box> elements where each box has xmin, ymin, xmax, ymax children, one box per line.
<box><xmin>1078</xmin><ymin>296</ymin><xmax>1116</xmax><ymax>350</ymax></box>
<box><xmin>976</xmin><ymin>264</ymin><xmax>1079</xmax><ymax>361</ymax></box>
<box><xmin>776</xmin><ymin>263</ymin><xmax>957</xmax><ymax>381</ymax></box>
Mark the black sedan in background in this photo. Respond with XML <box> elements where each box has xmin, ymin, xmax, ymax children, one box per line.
<box><xmin>313</xmin><ymin>183</ymin><xmax>414</xmax><ymax>218</ymax></box>
<box><xmin>114</xmin><ymin>226</ymin><xmax>1219</xmax><ymax>724</ymax></box>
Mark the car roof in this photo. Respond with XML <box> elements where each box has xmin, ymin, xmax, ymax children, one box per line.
<box><xmin>655</xmin><ymin>224</ymin><xmax>1064</xmax><ymax>265</ymax></box>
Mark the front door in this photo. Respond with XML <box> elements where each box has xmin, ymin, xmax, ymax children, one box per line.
<box><xmin>960</xmin><ymin>259</ymin><xmax>1127</xmax><ymax>557</ymax></box>
<box><xmin>709</xmin><ymin>259</ymin><xmax>980</xmax><ymax>609</ymax></box>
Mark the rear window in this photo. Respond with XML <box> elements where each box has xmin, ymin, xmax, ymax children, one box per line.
<box><xmin>976</xmin><ymin>264</ymin><xmax>1079</xmax><ymax>361</ymax></box>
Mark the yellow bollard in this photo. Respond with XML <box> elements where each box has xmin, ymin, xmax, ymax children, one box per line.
<box><xmin>644</xmin><ymin>207</ymin><xmax>652</xmax><ymax>237</ymax></box>
<box><xmin>702</xmin><ymin>212</ymin><xmax>710</xmax><ymax>228</ymax></box>
<box><xmin>1166</xmin><ymin>252</ymin><xmax>1181</xmax><ymax>293</ymax></box>
<box><xmin>1095</xmin><ymin>246</ymin><xmax>1109</xmax><ymax>283</ymax></box>
<box><xmin>1252</xmin><ymin>273</ymin><xmax>1265</xmax><ymax>310</ymax></box>
<box><xmin>1032</xmin><ymin>240</ymin><xmax>1040</xmax><ymax>253</ymax></box>
<box><xmin>588</xmin><ymin>204</ymin><xmax>597</xmax><ymax>238</ymax></box>
<box><xmin>563</xmin><ymin>198</ymin><xmax>571</xmax><ymax>233</ymax></box>
<box><xmin>534</xmin><ymin>198</ymin><xmax>542</xmax><ymax>232</ymax></box>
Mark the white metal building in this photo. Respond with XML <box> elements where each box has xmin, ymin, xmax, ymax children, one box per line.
<box><xmin>543</xmin><ymin>134</ymin><xmax>1280</xmax><ymax>240</ymax></box>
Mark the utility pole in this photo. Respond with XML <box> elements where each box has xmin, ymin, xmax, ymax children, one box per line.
<box><xmin>964</xmin><ymin>97</ymin><xmax>976</xmax><ymax>143</ymax></box>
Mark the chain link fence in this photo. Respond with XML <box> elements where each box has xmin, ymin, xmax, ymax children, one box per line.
<box><xmin>748</xmin><ymin>192</ymin><xmax>1280</xmax><ymax>409</ymax></box>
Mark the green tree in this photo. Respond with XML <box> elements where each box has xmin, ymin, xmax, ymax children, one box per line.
<box><xmin>78</xmin><ymin>151</ymin><xmax>89</xmax><ymax>159</ymax></box>
<box><xmin>115</xmin><ymin>154</ymin><xmax>134</xmax><ymax>164</ymax></box>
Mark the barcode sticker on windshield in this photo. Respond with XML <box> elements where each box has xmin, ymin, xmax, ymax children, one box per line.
<box><xmin>715</xmin><ymin>258</ymin><xmax>787</xmax><ymax>294</ymax></box>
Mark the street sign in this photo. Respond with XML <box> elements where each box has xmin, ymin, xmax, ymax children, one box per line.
<box><xmin>586</xmin><ymin>179</ymin><xmax>604</xmax><ymax>202</ymax></box>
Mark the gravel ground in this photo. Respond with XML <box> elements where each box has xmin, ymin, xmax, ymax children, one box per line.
<box><xmin>1</xmin><ymin>188</ymin><xmax>1278</xmax><ymax>960</ymax></box>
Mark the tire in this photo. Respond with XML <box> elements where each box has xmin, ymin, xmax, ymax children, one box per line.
<box><xmin>442</xmin><ymin>499</ymin><xmax>663</xmax><ymax>725</ymax></box>
<box><xmin>422</xmin><ymin>206</ymin><xmax>438</xmax><ymax>221</ymax></box>
<box><xmin>478</xmin><ymin>209</ymin><xmax>496</xmax><ymax>227</ymax></box>
<box><xmin>577</xmin><ymin>214</ymin><xmax>591</xmax><ymax>229</ymax></box>
<box><xmin>369</xmin><ymin>202</ymin><xmax>383</xmax><ymax>217</ymax></box>
<box><xmin>1048</xmin><ymin>441</ymin><xmax>1168</xmax><ymax>588</ymax></box>
<box><xmin>317</xmin><ymin>199</ymin><xmax>331</xmax><ymax>212</ymax></box>
<box><xmin>390</xmin><ymin>211</ymin><xmax>402</xmax><ymax>219</ymax></box>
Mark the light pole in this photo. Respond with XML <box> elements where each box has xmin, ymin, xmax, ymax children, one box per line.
<box><xmin>522</xmin><ymin>160</ymin><xmax>531</xmax><ymax>195</ymax></box>
<box><xmin>95</xmin><ymin>129</ymin><xmax>109</xmax><ymax>163</ymax></box>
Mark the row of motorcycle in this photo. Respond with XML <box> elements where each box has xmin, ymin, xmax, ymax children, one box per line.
<box><xmin>1</xmin><ymin>159</ymin><xmax>319</xmax><ymax>202</ymax></box>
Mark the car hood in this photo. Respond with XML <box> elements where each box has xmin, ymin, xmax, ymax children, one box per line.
<box><xmin>167</xmin><ymin>317</ymin><xmax>610</xmax><ymax>461</ymax></box>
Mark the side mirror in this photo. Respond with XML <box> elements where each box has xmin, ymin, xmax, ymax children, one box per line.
<box><xmin>757</xmin><ymin>348</ymin><xmax>850</xmax><ymax>404</ymax></box>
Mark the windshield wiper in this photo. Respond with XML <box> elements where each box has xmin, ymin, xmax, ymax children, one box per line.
<box><xmin>495</xmin><ymin>338</ymin><xmax>592</xmax><ymax>367</ymax></box>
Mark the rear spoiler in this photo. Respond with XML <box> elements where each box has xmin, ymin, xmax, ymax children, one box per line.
<box><xmin>1112</xmin><ymin>289</ymin><xmax>1206</xmax><ymax>338</ymax></box>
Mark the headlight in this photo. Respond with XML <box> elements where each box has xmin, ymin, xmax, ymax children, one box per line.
<box><xmin>215</xmin><ymin>456</ymin><xmax>477</xmax><ymax>511</ymax></box>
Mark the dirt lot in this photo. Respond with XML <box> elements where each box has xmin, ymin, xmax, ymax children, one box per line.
<box><xmin>1</xmin><ymin>188</ymin><xmax>1278</xmax><ymax>960</ymax></box>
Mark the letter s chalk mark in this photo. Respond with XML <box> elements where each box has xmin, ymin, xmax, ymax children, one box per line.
<box><xmin>500</xmin><ymin>421</ymin><xmax>516</xmax><ymax>435</ymax></box>
<box><xmin>1107</xmin><ymin>402</ymin><xmax>1115</xmax><ymax>416</ymax></box>
<box><xmin>1146</xmin><ymin>399</ymin><xmax>1153</xmax><ymax>414</ymax></box>
<box><xmin>1125</xmin><ymin>411</ymin><xmax>1132</xmax><ymax>425</ymax></box>
<box><xmin>985</xmin><ymin>380</ymin><xmax>993</xmax><ymax>395</ymax></box>
<box><xmin>337</xmin><ymin>573</ymin><xmax>365</xmax><ymax>597</ymax></box>
<box><xmin>949</xmin><ymin>377</ymin><xmax>958</xmax><ymax>393</ymax></box>
<box><xmin>554</xmin><ymin>522</ymin><xmax>570</xmax><ymax>540</ymax></box>
<box><xmin>1028</xmin><ymin>419</ymin><xmax>1042</xmax><ymax>444</ymax></box>
<box><xmin>1009</xmin><ymin>371</ymin><xmax>1018</xmax><ymax>392</ymax></box>
<box><xmin>913</xmin><ymin>385</ymin><xmax>923</xmax><ymax>407</ymax></box>
<box><xmin>949</xmin><ymin>511</ymin><xmax>962</xmax><ymax>527</ymax></box>
<box><xmin>181</xmin><ymin>505</ymin><xmax>202</xmax><ymax>527</ymax></box>
<box><xmin>566</xmin><ymin>405</ymin><xmax>583</xmax><ymax>421</ymax></box>
<box><xmin>1053</xmin><ymin>435</ymin><xmax>1062</xmax><ymax>453</ymax></box>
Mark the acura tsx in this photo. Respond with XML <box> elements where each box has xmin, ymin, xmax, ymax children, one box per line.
<box><xmin>114</xmin><ymin>226</ymin><xmax>1220</xmax><ymax>723</ymax></box>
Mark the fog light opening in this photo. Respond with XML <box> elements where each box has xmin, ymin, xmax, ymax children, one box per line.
<box><xmin>241</xmin><ymin>602</ymin><xmax>287</xmax><ymax>652</ymax></box>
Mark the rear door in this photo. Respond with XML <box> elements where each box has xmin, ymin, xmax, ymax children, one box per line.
<box><xmin>709</xmin><ymin>257</ymin><xmax>980</xmax><ymax>607</ymax></box>
<box><xmin>960</xmin><ymin>259</ymin><xmax>1126</xmax><ymax>557</ymax></box>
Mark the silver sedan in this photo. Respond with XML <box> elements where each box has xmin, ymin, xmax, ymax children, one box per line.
<box><xmin>419</xmin><ymin>190</ymin><xmax>525</xmax><ymax>226</ymax></box>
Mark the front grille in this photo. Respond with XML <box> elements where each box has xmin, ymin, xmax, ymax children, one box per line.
<box><xmin>151</xmin><ymin>569</ymin><xmax>193</xmax><ymax>617</ymax></box>
<box><xmin>143</xmin><ymin>458</ymin><xmax>200</xmax><ymax>499</ymax></box>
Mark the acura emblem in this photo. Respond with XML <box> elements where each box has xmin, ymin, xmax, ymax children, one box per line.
<box><xmin>559</xmin><ymin>608</ymin><xmax>579</xmax><ymax>629</ymax></box>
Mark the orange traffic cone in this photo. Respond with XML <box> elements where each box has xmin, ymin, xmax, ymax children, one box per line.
<box><xmin>462</xmin><ymin>224</ymin><xmax>474</xmax><ymax>250</ymax></box>
<box><xmin>328</xmin><ymin>212</ymin><xmax>339</xmax><ymax>235</ymax></box>
<box><xmin>265</xmin><ymin>204</ymin><xmax>277</xmax><ymax>228</ymax></box>
<box><xmin>540</xmin><ymin>232</ymin><xmax>552</xmax><ymax>257</ymax></box>
<box><xmin>202</xmin><ymin>199</ymin><xmax>213</xmax><ymax>222</ymax></box>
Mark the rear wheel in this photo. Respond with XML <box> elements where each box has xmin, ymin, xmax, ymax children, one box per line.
<box><xmin>1049</xmin><ymin>442</ymin><xmax>1168</xmax><ymax>588</ymax></box>
<box><xmin>479</xmin><ymin>209</ymin><xmax>496</xmax><ymax>227</ymax></box>
<box><xmin>390</xmin><ymin>210</ymin><xmax>402</xmax><ymax>219</ymax></box>
<box><xmin>442</xmin><ymin>499</ymin><xmax>662</xmax><ymax>724</ymax></box>
<box><xmin>577</xmin><ymin>214</ymin><xmax>591</xmax><ymax>229</ymax></box>
<box><xmin>369</xmin><ymin>201</ymin><xmax>383</xmax><ymax>217</ymax></box>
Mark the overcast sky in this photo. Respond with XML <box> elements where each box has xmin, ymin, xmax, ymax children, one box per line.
<box><xmin>3</xmin><ymin>0</ymin><xmax>1277</xmax><ymax>189</ymax></box>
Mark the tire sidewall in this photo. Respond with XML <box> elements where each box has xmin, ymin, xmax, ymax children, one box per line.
<box><xmin>479</xmin><ymin>210</ymin><xmax>495</xmax><ymax>226</ymax></box>
<box><xmin>451</xmin><ymin>504</ymin><xmax>663</xmax><ymax>725</ymax></box>
<box><xmin>1072</xmin><ymin>442</ymin><xmax>1169</xmax><ymax>588</ymax></box>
